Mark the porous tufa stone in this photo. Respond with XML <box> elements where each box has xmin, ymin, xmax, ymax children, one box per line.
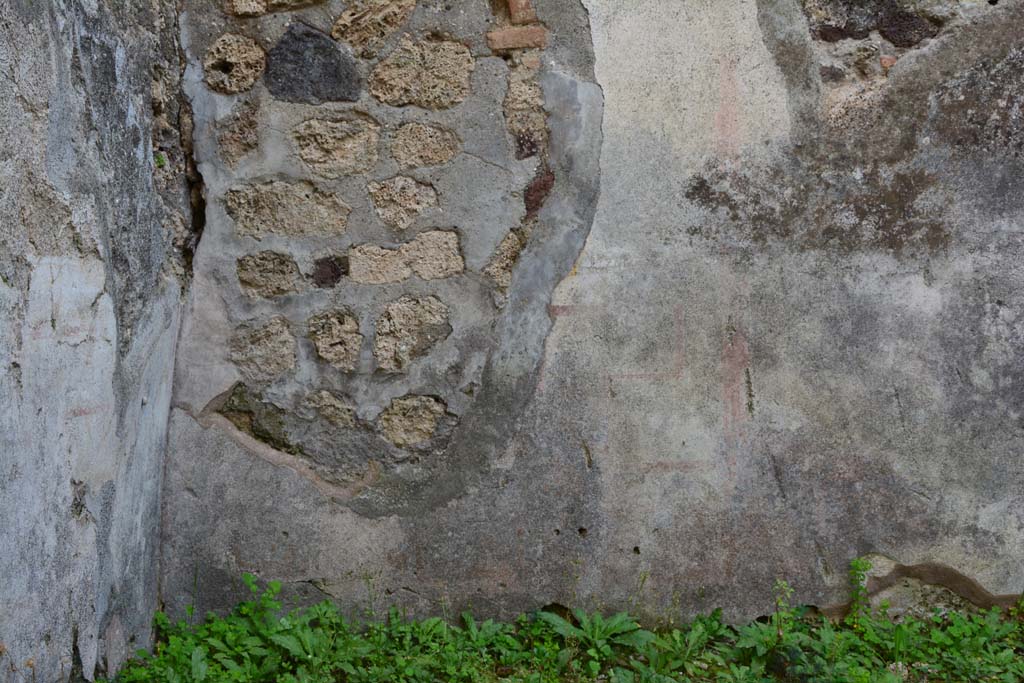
<box><xmin>391</xmin><ymin>122</ymin><xmax>460</xmax><ymax>168</ymax></box>
<box><xmin>307</xmin><ymin>309</ymin><xmax>363</xmax><ymax>371</ymax></box>
<box><xmin>306</xmin><ymin>390</ymin><xmax>356</xmax><ymax>427</ymax></box>
<box><xmin>292</xmin><ymin>116</ymin><xmax>380</xmax><ymax>177</ymax></box>
<box><xmin>370</xmin><ymin>37</ymin><xmax>474</xmax><ymax>109</ymax></box>
<box><xmin>379</xmin><ymin>395</ymin><xmax>447</xmax><ymax>447</ymax></box>
<box><xmin>332</xmin><ymin>0</ymin><xmax>417</xmax><ymax>57</ymax></box>
<box><xmin>374</xmin><ymin>295</ymin><xmax>451</xmax><ymax>372</ymax></box>
<box><xmin>226</xmin><ymin>0</ymin><xmax>329</xmax><ymax>17</ymax></box>
<box><xmin>484</xmin><ymin>230</ymin><xmax>527</xmax><ymax>290</ymax></box>
<box><xmin>225</xmin><ymin>181</ymin><xmax>351</xmax><ymax>239</ymax></box>
<box><xmin>368</xmin><ymin>176</ymin><xmax>438</xmax><ymax>229</ymax></box>
<box><xmin>348</xmin><ymin>230</ymin><xmax>464</xmax><ymax>284</ymax></box>
<box><xmin>217</xmin><ymin>101</ymin><xmax>259</xmax><ymax>167</ymax></box>
<box><xmin>236</xmin><ymin>251</ymin><xmax>301</xmax><ymax>298</ymax></box>
<box><xmin>203</xmin><ymin>33</ymin><xmax>266</xmax><ymax>94</ymax></box>
<box><xmin>229</xmin><ymin>317</ymin><xmax>298</xmax><ymax>384</ymax></box>
<box><xmin>401</xmin><ymin>230</ymin><xmax>463</xmax><ymax>280</ymax></box>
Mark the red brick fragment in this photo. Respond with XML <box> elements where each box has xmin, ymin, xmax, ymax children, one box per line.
<box><xmin>524</xmin><ymin>165</ymin><xmax>555</xmax><ymax>220</ymax></box>
<box><xmin>487</xmin><ymin>25</ymin><xmax>548</xmax><ymax>51</ymax></box>
<box><xmin>508</xmin><ymin>0</ymin><xmax>537</xmax><ymax>25</ymax></box>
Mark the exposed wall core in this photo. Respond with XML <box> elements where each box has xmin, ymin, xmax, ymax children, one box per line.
<box><xmin>162</xmin><ymin>0</ymin><xmax>604</xmax><ymax>616</ymax></box>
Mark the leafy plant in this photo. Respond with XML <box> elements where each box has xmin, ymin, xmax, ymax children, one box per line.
<box><xmin>107</xmin><ymin>563</ymin><xmax>1024</xmax><ymax>683</ymax></box>
<box><xmin>537</xmin><ymin>609</ymin><xmax>654</xmax><ymax>676</ymax></box>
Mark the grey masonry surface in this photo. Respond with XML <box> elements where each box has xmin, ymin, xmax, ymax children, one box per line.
<box><xmin>0</xmin><ymin>0</ymin><xmax>190</xmax><ymax>680</ymax></box>
<box><xmin>162</xmin><ymin>0</ymin><xmax>1024</xmax><ymax>627</ymax></box>
<box><xmin>3</xmin><ymin>0</ymin><xmax>1024</xmax><ymax>680</ymax></box>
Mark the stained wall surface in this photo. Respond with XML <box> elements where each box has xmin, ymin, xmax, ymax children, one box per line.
<box><xmin>0</xmin><ymin>1</ymin><xmax>190</xmax><ymax>681</ymax></box>
<box><xmin>157</xmin><ymin>0</ymin><xmax>1022</xmax><ymax>632</ymax></box>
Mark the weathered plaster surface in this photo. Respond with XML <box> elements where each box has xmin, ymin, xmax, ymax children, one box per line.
<box><xmin>540</xmin><ymin>0</ymin><xmax>1024</xmax><ymax>618</ymax></box>
<box><xmin>161</xmin><ymin>0</ymin><xmax>1024</xmax><ymax>626</ymax></box>
<box><xmin>0</xmin><ymin>1</ymin><xmax>187</xmax><ymax>680</ymax></box>
<box><xmin>3</xmin><ymin>1</ymin><xmax>1022</xmax><ymax>676</ymax></box>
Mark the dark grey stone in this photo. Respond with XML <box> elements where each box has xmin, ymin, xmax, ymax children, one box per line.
<box><xmin>265</xmin><ymin>23</ymin><xmax>361</xmax><ymax>104</ymax></box>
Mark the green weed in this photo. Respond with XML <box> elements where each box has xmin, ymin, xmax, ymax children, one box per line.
<box><xmin>107</xmin><ymin>560</ymin><xmax>1023</xmax><ymax>683</ymax></box>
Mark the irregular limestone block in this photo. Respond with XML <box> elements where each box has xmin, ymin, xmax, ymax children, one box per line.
<box><xmin>305</xmin><ymin>390</ymin><xmax>356</xmax><ymax>427</ymax></box>
<box><xmin>391</xmin><ymin>122</ymin><xmax>459</xmax><ymax>168</ymax></box>
<box><xmin>230</xmin><ymin>317</ymin><xmax>297</xmax><ymax>384</ymax></box>
<box><xmin>237</xmin><ymin>251</ymin><xmax>301</xmax><ymax>297</ymax></box>
<box><xmin>225</xmin><ymin>181</ymin><xmax>351</xmax><ymax>239</ymax></box>
<box><xmin>347</xmin><ymin>244</ymin><xmax>412</xmax><ymax>284</ymax></box>
<box><xmin>368</xmin><ymin>176</ymin><xmax>438</xmax><ymax>229</ymax></box>
<box><xmin>379</xmin><ymin>395</ymin><xmax>446</xmax><ymax>447</ymax></box>
<box><xmin>370</xmin><ymin>37</ymin><xmax>474</xmax><ymax>109</ymax></box>
<box><xmin>374</xmin><ymin>295</ymin><xmax>451</xmax><ymax>372</ymax></box>
<box><xmin>402</xmin><ymin>230</ymin><xmax>463</xmax><ymax>280</ymax></box>
<box><xmin>349</xmin><ymin>230</ymin><xmax>463</xmax><ymax>284</ymax></box>
<box><xmin>505</xmin><ymin>63</ymin><xmax>547</xmax><ymax>159</ymax></box>
<box><xmin>292</xmin><ymin>116</ymin><xmax>380</xmax><ymax>177</ymax></box>
<box><xmin>332</xmin><ymin>0</ymin><xmax>417</xmax><ymax>57</ymax></box>
<box><xmin>308</xmin><ymin>309</ymin><xmax>363</xmax><ymax>371</ymax></box>
<box><xmin>266</xmin><ymin>23</ymin><xmax>361</xmax><ymax>104</ymax></box>
<box><xmin>218</xmin><ymin>102</ymin><xmax>259</xmax><ymax>167</ymax></box>
<box><xmin>203</xmin><ymin>34</ymin><xmax>266</xmax><ymax>94</ymax></box>
<box><xmin>483</xmin><ymin>230</ymin><xmax>527</xmax><ymax>290</ymax></box>
<box><xmin>226</xmin><ymin>0</ymin><xmax>329</xmax><ymax>17</ymax></box>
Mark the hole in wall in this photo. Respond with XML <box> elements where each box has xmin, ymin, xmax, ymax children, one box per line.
<box><xmin>577</xmin><ymin>527</ymin><xmax>588</xmax><ymax>538</ymax></box>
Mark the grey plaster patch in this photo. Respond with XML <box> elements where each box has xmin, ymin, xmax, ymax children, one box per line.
<box><xmin>163</xmin><ymin>0</ymin><xmax>605</xmax><ymax>623</ymax></box>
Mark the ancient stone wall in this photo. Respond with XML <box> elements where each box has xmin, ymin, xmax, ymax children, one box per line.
<box><xmin>0</xmin><ymin>1</ymin><xmax>191</xmax><ymax>680</ymax></box>
<box><xmin>163</xmin><ymin>0</ymin><xmax>1024</xmax><ymax>626</ymax></box>
<box><xmin>162</xmin><ymin>0</ymin><xmax>603</xmax><ymax>615</ymax></box>
<box><xmin>5</xmin><ymin>1</ymin><xmax>1024</xmax><ymax>679</ymax></box>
